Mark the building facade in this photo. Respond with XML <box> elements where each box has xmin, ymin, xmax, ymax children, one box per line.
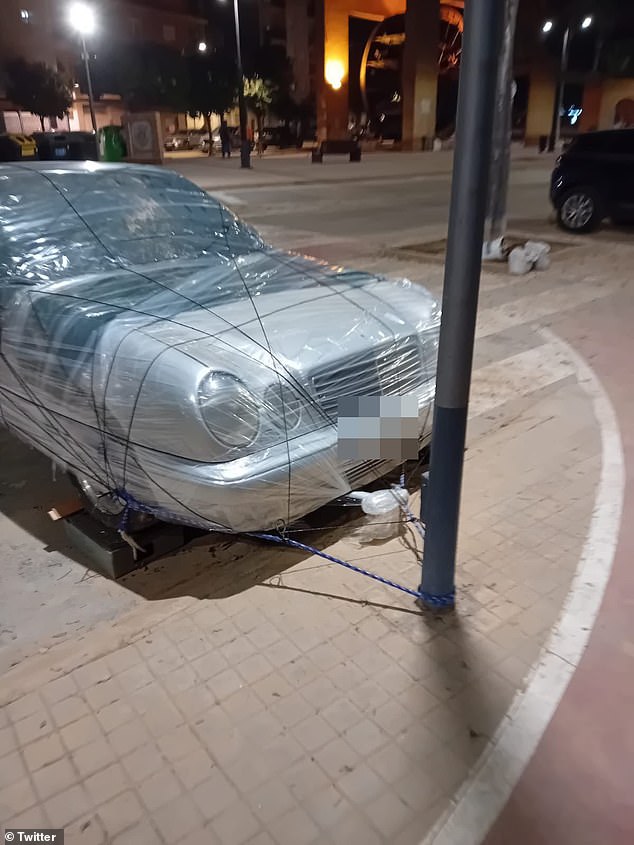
<box><xmin>0</xmin><ymin>0</ymin><xmax>207</xmax><ymax>133</ymax></box>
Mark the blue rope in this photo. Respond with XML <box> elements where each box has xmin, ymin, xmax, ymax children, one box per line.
<box><xmin>250</xmin><ymin>531</ymin><xmax>453</xmax><ymax>607</ymax></box>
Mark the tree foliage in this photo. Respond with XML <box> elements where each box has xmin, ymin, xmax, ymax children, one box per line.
<box><xmin>187</xmin><ymin>52</ymin><xmax>237</xmax><ymax>155</ymax></box>
<box><xmin>4</xmin><ymin>59</ymin><xmax>72</xmax><ymax>130</ymax></box>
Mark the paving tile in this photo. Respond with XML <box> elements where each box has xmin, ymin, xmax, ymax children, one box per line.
<box><xmin>191</xmin><ymin>651</ymin><xmax>230</xmax><ymax>683</ymax></box>
<box><xmin>97</xmin><ymin>789</ymin><xmax>145</xmax><ymax>838</ymax></box>
<box><xmin>291</xmin><ymin>714</ymin><xmax>337</xmax><ymax>753</ymax></box>
<box><xmin>60</xmin><ymin>714</ymin><xmax>103</xmax><ymax>752</ymax></box>
<box><xmin>44</xmin><ymin>783</ymin><xmax>92</xmax><ymax>828</ymax></box>
<box><xmin>327</xmin><ymin>808</ymin><xmax>383</xmax><ymax>845</ymax></box>
<box><xmin>6</xmin><ymin>692</ymin><xmax>44</xmax><ymax>723</ymax></box>
<box><xmin>138</xmin><ymin>767</ymin><xmax>184</xmax><ymax>812</ymax></box>
<box><xmin>6</xmin><ymin>804</ymin><xmax>49</xmax><ymax>831</ymax></box>
<box><xmin>73</xmin><ymin>659</ymin><xmax>113</xmax><ymax>690</ymax></box>
<box><xmin>106</xmin><ymin>645</ymin><xmax>144</xmax><ymax>676</ymax></box>
<box><xmin>284</xmin><ymin>758</ymin><xmax>330</xmax><ymax>802</ymax></box>
<box><xmin>121</xmin><ymin>744</ymin><xmax>164</xmax><ymax>784</ymax></box>
<box><xmin>152</xmin><ymin>793</ymin><xmax>205</xmax><ymax>844</ymax></box>
<box><xmin>96</xmin><ymin>699</ymin><xmax>136</xmax><ymax>734</ymax></box>
<box><xmin>0</xmin><ymin>750</ymin><xmax>27</xmax><ymax>789</ymax></box>
<box><xmin>157</xmin><ymin>724</ymin><xmax>200</xmax><ymax>764</ymax></box>
<box><xmin>211</xmin><ymin>800</ymin><xmax>260</xmax><ymax>845</ymax></box>
<box><xmin>190</xmin><ymin>769</ymin><xmax>239</xmax><ymax>822</ymax></box>
<box><xmin>84</xmin><ymin>762</ymin><xmax>129</xmax><ymax>806</ymax></box>
<box><xmin>248</xmin><ymin>779</ymin><xmax>296</xmax><ymax>824</ymax></box>
<box><xmin>51</xmin><ymin>695</ymin><xmax>91</xmax><ymax>729</ymax></box>
<box><xmin>72</xmin><ymin>737</ymin><xmax>117</xmax><ymax>779</ymax></box>
<box><xmin>236</xmin><ymin>653</ymin><xmax>275</xmax><ymax>685</ymax></box>
<box><xmin>364</xmin><ymin>788</ymin><xmax>416</xmax><ymax>839</ymax></box>
<box><xmin>23</xmin><ymin>733</ymin><xmax>65</xmax><ymax>772</ymax></box>
<box><xmin>13</xmin><ymin>713</ymin><xmax>52</xmax><ymax>746</ymax></box>
<box><xmin>65</xmin><ymin>813</ymin><xmax>107</xmax><ymax>845</ymax></box>
<box><xmin>84</xmin><ymin>679</ymin><xmax>123</xmax><ymax>711</ymax></box>
<box><xmin>110</xmin><ymin>819</ymin><xmax>163</xmax><ymax>845</ymax></box>
<box><xmin>343</xmin><ymin>719</ymin><xmax>387</xmax><ymax>757</ymax></box>
<box><xmin>303</xmin><ymin>784</ymin><xmax>351</xmax><ymax>830</ymax></box>
<box><xmin>337</xmin><ymin>763</ymin><xmax>385</xmax><ymax>805</ymax></box>
<box><xmin>172</xmin><ymin>747</ymin><xmax>215</xmax><ymax>790</ymax></box>
<box><xmin>268</xmin><ymin>806</ymin><xmax>320</xmax><ymax>845</ymax></box>
<box><xmin>0</xmin><ymin>777</ymin><xmax>37</xmax><ymax>818</ymax></box>
<box><xmin>313</xmin><ymin>737</ymin><xmax>360</xmax><ymax>781</ymax></box>
<box><xmin>269</xmin><ymin>691</ymin><xmax>314</xmax><ymax>729</ymax></box>
<box><xmin>41</xmin><ymin>674</ymin><xmax>79</xmax><ymax>705</ymax></box>
<box><xmin>107</xmin><ymin>717</ymin><xmax>152</xmax><ymax>757</ymax></box>
<box><xmin>32</xmin><ymin>755</ymin><xmax>78</xmax><ymax>801</ymax></box>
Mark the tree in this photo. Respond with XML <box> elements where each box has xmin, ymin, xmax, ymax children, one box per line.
<box><xmin>187</xmin><ymin>53</ymin><xmax>237</xmax><ymax>156</ymax></box>
<box><xmin>4</xmin><ymin>59</ymin><xmax>72</xmax><ymax>131</ymax></box>
<box><xmin>244</xmin><ymin>76</ymin><xmax>274</xmax><ymax>155</ymax></box>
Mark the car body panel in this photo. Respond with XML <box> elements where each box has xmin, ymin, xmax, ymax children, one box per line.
<box><xmin>0</xmin><ymin>162</ymin><xmax>439</xmax><ymax>531</ymax></box>
<box><xmin>550</xmin><ymin>129</ymin><xmax>634</xmax><ymax>223</ymax></box>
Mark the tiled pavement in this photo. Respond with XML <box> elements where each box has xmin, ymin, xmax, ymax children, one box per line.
<box><xmin>1</xmin><ymin>236</ymin><xmax>630</xmax><ymax>843</ymax></box>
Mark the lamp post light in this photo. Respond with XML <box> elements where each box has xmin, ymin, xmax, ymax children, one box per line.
<box><xmin>544</xmin><ymin>15</ymin><xmax>594</xmax><ymax>151</ymax></box>
<box><xmin>68</xmin><ymin>2</ymin><xmax>97</xmax><ymax>134</ymax></box>
<box><xmin>198</xmin><ymin>41</ymin><xmax>207</xmax><ymax>53</ymax></box>
<box><xmin>219</xmin><ymin>0</ymin><xmax>250</xmax><ymax>168</ymax></box>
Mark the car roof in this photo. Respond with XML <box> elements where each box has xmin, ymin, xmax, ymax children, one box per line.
<box><xmin>574</xmin><ymin>128</ymin><xmax>634</xmax><ymax>140</ymax></box>
<box><xmin>0</xmin><ymin>160</ymin><xmax>166</xmax><ymax>177</ymax></box>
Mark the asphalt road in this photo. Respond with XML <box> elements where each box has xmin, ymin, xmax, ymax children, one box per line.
<box><xmin>170</xmin><ymin>151</ymin><xmax>557</xmax><ymax>246</ymax></box>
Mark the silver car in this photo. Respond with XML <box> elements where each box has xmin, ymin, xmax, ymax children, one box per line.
<box><xmin>0</xmin><ymin>162</ymin><xmax>439</xmax><ymax>532</ymax></box>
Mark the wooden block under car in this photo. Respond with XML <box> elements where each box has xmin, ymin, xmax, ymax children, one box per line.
<box><xmin>63</xmin><ymin>511</ymin><xmax>186</xmax><ymax>579</ymax></box>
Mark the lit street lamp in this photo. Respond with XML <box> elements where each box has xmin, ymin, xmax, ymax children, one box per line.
<box><xmin>198</xmin><ymin>41</ymin><xmax>207</xmax><ymax>53</ymax></box>
<box><xmin>220</xmin><ymin>0</ymin><xmax>250</xmax><ymax>168</ymax></box>
<box><xmin>543</xmin><ymin>15</ymin><xmax>594</xmax><ymax>150</ymax></box>
<box><xmin>68</xmin><ymin>2</ymin><xmax>97</xmax><ymax>134</ymax></box>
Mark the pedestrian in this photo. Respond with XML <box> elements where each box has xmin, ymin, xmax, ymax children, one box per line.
<box><xmin>219</xmin><ymin>120</ymin><xmax>231</xmax><ymax>159</ymax></box>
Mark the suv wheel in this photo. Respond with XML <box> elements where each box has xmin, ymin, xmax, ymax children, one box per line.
<box><xmin>557</xmin><ymin>187</ymin><xmax>602</xmax><ymax>233</ymax></box>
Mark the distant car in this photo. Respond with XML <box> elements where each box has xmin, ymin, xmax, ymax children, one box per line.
<box><xmin>550</xmin><ymin>128</ymin><xmax>634</xmax><ymax>233</ymax></box>
<box><xmin>260</xmin><ymin>126</ymin><xmax>300</xmax><ymax>150</ymax></box>
<box><xmin>0</xmin><ymin>162</ymin><xmax>439</xmax><ymax>533</ymax></box>
<box><xmin>200</xmin><ymin>128</ymin><xmax>253</xmax><ymax>155</ymax></box>
<box><xmin>164</xmin><ymin>132</ymin><xmax>202</xmax><ymax>152</ymax></box>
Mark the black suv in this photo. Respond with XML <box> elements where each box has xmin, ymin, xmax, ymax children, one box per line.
<box><xmin>550</xmin><ymin>129</ymin><xmax>634</xmax><ymax>233</ymax></box>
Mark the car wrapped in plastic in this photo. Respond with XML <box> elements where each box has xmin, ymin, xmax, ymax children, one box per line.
<box><xmin>0</xmin><ymin>162</ymin><xmax>439</xmax><ymax>532</ymax></box>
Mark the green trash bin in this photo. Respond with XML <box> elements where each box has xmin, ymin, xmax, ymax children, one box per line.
<box><xmin>98</xmin><ymin>125</ymin><xmax>126</xmax><ymax>162</ymax></box>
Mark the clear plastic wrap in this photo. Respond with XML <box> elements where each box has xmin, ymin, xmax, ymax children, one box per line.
<box><xmin>0</xmin><ymin>162</ymin><xmax>439</xmax><ymax>532</ymax></box>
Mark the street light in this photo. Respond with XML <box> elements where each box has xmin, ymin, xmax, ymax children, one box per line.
<box><xmin>198</xmin><ymin>41</ymin><xmax>207</xmax><ymax>53</ymax></box>
<box><xmin>68</xmin><ymin>2</ymin><xmax>97</xmax><ymax>134</ymax></box>
<box><xmin>219</xmin><ymin>0</ymin><xmax>250</xmax><ymax>168</ymax></box>
<box><xmin>543</xmin><ymin>15</ymin><xmax>594</xmax><ymax>150</ymax></box>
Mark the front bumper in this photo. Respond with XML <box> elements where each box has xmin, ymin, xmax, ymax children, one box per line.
<box><xmin>130</xmin><ymin>388</ymin><xmax>434</xmax><ymax>532</ymax></box>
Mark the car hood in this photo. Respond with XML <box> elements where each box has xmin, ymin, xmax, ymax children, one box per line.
<box><xmin>128</xmin><ymin>252</ymin><xmax>437</xmax><ymax>374</ymax></box>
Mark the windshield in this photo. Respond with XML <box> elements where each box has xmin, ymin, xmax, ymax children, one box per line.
<box><xmin>0</xmin><ymin>166</ymin><xmax>262</xmax><ymax>283</ymax></box>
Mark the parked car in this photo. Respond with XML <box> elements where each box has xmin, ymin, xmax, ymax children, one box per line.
<box><xmin>164</xmin><ymin>132</ymin><xmax>202</xmax><ymax>152</ymax></box>
<box><xmin>550</xmin><ymin>128</ymin><xmax>634</xmax><ymax>233</ymax></box>
<box><xmin>200</xmin><ymin>128</ymin><xmax>253</xmax><ymax>155</ymax></box>
<box><xmin>260</xmin><ymin>126</ymin><xmax>301</xmax><ymax>150</ymax></box>
<box><xmin>0</xmin><ymin>162</ymin><xmax>439</xmax><ymax>532</ymax></box>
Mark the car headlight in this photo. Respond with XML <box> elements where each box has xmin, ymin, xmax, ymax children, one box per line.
<box><xmin>264</xmin><ymin>383</ymin><xmax>303</xmax><ymax>432</ymax></box>
<box><xmin>198</xmin><ymin>372</ymin><xmax>259</xmax><ymax>448</ymax></box>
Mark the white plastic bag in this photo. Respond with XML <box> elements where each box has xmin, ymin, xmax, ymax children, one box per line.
<box><xmin>350</xmin><ymin>488</ymin><xmax>409</xmax><ymax>543</ymax></box>
<box><xmin>508</xmin><ymin>246</ymin><xmax>530</xmax><ymax>275</ymax></box>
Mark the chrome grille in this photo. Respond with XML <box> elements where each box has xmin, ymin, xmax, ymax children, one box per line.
<box><xmin>343</xmin><ymin>459</ymin><xmax>391</xmax><ymax>488</ymax></box>
<box><xmin>310</xmin><ymin>336</ymin><xmax>424</xmax><ymax>419</ymax></box>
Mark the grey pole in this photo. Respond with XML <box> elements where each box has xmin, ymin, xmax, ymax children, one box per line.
<box><xmin>554</xmin><ymin>25</ymin><xmax>570</xmax><ymax>150</ymax></box>
<box><xmin>548</xmin><ymin>25</ymin><xmax>570</xmax><ymax>152</ymax></box>
<box><xmin>482</xmin><ymin>0</ymin><xmax>519</xmax><ymax>259</ymax></box>
<box><xmin>81</xmin><ymin>34</ymin><xmax>98</xmax><ymax>134</ymax></box>
<box><xmin>419</xmin><ymin>0</ymin><xmax>505</xmax><ymax>609</ymax></box>
<box><xmin>233</xmin><ymin>0</ymin><xmax>251</xmax><ymax>169</ymax></box>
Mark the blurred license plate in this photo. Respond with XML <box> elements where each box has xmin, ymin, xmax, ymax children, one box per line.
<box><xmin>54</xmin><ymin>147</ymin><xmax>66</xmax><ymax>157</ymax></box>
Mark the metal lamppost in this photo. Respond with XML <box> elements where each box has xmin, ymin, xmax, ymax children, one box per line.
<box><xmin>419</xmin><ymin>0</ymin><xmax>505</xmax><ymax>609</ymax></box>
<box><xmin>543</xmin><ymin>15</ymin><xmax>593</xmax><ymax>151</ymax></box>
<box><xmin>220</xmin><ymin>0</ymin><xmax>251</xmax><ymax>168</ymax></box>
<box><xmin>68</xmin><ymin>2</ymin><xmax>98</xmax><ymax>134</ymax></box>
